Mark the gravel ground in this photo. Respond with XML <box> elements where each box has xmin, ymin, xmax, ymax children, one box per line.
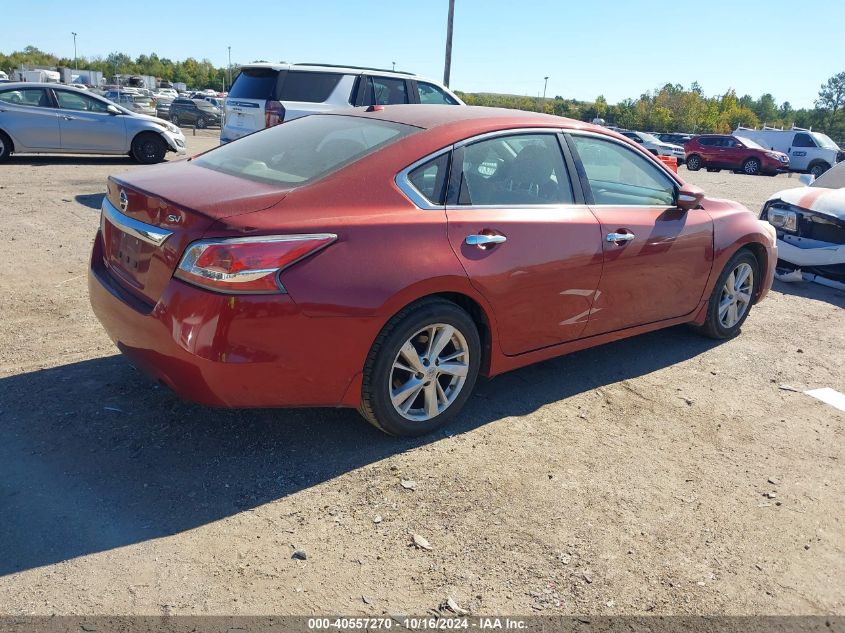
<box><xmin>0</xmin><ymin>133</ymin><xmax>843</xmax><ymax>616</ymax></box>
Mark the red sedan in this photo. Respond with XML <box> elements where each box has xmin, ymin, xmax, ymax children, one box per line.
<box><xmin>89</xmin><ymin>106</ymin><xmax>777</xmax><ymax>436</ymax></box>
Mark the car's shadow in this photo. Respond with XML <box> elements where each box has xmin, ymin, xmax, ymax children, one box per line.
<box><xmin>74</xmin><ymin>193</ymin><xmax>106</xmax><ymax>209</ymax></box>
<box><xmin>8</xmin><ymin>155</ymin><xmax>133</xmax><ymax>166</ymax></box>
<box><xmin>0</xmin><ymin>325</ymin><xmax>720</xmax><ymax>577</ymax></box>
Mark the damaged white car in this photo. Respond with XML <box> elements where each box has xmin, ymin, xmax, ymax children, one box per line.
<box><xmin>761</xmin><ymin>161</ymin><xmax>845</xmax><ymax>285</ymax></box>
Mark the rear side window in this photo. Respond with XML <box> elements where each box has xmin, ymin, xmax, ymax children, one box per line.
<box><xmin>417</xmin><ymin>82</ymin><xmax>458</xmax><ymax>105</ymax></box>
<box><xmin>571</xmin><ymin>135</ymin><xmax>676</xmax><ymax>206</ymax></box>
<box><xmin>280</xmin><ymin>72</ymin><xmax>342</xmax><ymax>102</ymax></box>
<box><xmin>367</xmin><ymin>76</ymin><xmax>409</xmax><ymax>105</ymax></box>
<box><xmin>793</xmin><ymin>133</ymin><xmax>817</xmax><ymax>148</ymax></box>
<box><xmin>698</xmin><ymin>137</ymin><xmax>715</xmax><ymax>146</ymax></box>
<box><xmin>195</xmin><ymin>115</ymin><xmax>418</xmax><ymax>186</ymax></box>
<box><xmin>0</xmin><ymin>88</ymin><xmax>49</xmax><ymax>107</ymax></box>
<box><xmin>229</xmin><ymin>68</ymin><xmax>280</xmax><ymax>99</ymax></box>
<box><xmin>408</xmin><ymin>153</ymin><xmax>451</xmax><ymax>205</ymax></box>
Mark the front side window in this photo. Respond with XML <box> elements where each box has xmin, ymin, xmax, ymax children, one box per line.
<box><xmin>571</xmin><ymin>135</ymin><xmax>676</xmax><ymax>206</ymax></box>
<box><xmin>367</xmin><ymin>76</ymin><xmax>408</xmax><ymax>105</ymax></box>
<box><xmin>793</xmin><ymin>133</ymin><xmax>817</xmax><ymax>148</ymax></box>
<box><xmin>195</xmin><ymin>114</ymin><xmax>418</xmax><ymax>186</ymax></box>
<box><xmin>457</xmin><ymin>133</ymin><xmax>574</xmax><ymax>206</ymax></box>
<box><xmin>417</xmin><ymin>82</ymin><xmax>458</xmax><ymax>105</ymax></box>
<box><xmin>408</xmin><ymin>153</ymin><xmax>450</xmax><ymax>205</ymax></box>
<box><xmin>55</xmin><ymin>90</ymin><xmax>110</xmax><ymax>112</ymax></box>
<box><xmin>0</xmin><ymin>88</ymin><xmax>49</xmax><ymax>107</ymax></box>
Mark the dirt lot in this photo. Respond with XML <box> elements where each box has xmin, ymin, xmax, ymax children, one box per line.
<box><xmin>0</xmin><ymin>131</ymin><xmax>843</xmax><ymax>617</ymax></box>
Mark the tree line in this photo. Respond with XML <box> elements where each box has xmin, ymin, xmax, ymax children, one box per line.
<box><xmin>457</xmin><ymin>72</ymin><xmax>845</xmax><ymax>142</ymax></box>
<box><xmin>2</xmin><ymin>46</ymin><xmax>843</xmax><ymax>142</ymax></box>
<box><xmin>1</xmin><ymin>46</ymin><xmax>230</xmax><ymax>91</ymax></box>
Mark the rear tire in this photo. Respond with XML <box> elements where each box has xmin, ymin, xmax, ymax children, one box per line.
<box><xmin>170</xmin><ymin>114</ymin><xmax>180</xmax><ymax>126</ymax></box>
<box><xmin>0</xmin><ymin>130</ymin><xmax>11</xmax><ymax>162</ymax></box>
<box><xmin>686</xmin><ymin>155</ymin><xmax>702</xmax><ymax>171</ymax></box>
<box><xmin>809</xmin><ymin>162</ymin><xmax>830</xmax><ymax>178</ymax></box>
<box><xmin>695</xmin><ymin>250</ymin><xmax>759</xmax><ymax>340</ymax></box>
<box><xmin>359</xmin><ymin>298</ymin><xmax>481</xmax><ymax>437</ymax></box>
<box><xmin>131</xmin><ymin>132</ymin><xmax>168</xmax><ymax>164</ymax></box>
<box><xmin>743</xmin><ymin>157</ymin><xmax>761</xmax><ymax>175</ymax></box>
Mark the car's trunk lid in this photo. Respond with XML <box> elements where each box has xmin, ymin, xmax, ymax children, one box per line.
<box><xmin>100</xmin><ymin>160</ymin><xmax>291</xmax><ymax>305</ymax></box>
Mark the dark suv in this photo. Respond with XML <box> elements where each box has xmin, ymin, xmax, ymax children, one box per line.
<box><xmin>685</xmin><ymin>134</ymin><xmax>789</xmax><ymax>176</ymax></box>
<box><xmin>168</xmin><ymin>98</ymin><xmax>221</xmax><ymax>128</ymax></box>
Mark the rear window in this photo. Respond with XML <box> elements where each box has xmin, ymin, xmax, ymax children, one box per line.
<box><xmin>195</xmin><ymin>114</ymin><xmax>418</xmax><ymax>186</ymax></box>
<box><xmin>279</xmin><ymin>72</ymin><xmax>343</xmax><ymax>102</ymax></box>
<box><xmin>228</xmin><ymin>67</ymin><xmax>280</xmax><ymax>99</ymax></box>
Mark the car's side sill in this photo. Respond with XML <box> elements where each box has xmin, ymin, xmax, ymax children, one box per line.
<box><xmin>487</xmin><ymin>300</ymin><xmax>708</xmax><ymax>377</ymax></box>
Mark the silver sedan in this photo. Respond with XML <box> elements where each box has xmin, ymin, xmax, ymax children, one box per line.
<box><xmin>0</xmin><ymin>82</ymin><xmax>186</xmax><ymax>163</ymax></box>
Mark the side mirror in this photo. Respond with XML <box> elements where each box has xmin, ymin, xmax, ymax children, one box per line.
<box><xmin>798</xmin><ymin>173</ymin><xmax>815</xmax><ymax>186</ymax></box>
<box><xmin>106</xmin><ymin>104</ymin><xmax>121</xmax><ymax>115</ymax></box>
<box><xmin>676</xmin><ymin>183</ymin><xmax>704</xmax><ymax>211</ymax></box>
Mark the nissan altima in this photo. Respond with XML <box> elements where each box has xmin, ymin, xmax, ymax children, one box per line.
<box><xmin>89</xmin><ymin>105</ymin><xmax>777</xmax><ymax>436</ymax></box>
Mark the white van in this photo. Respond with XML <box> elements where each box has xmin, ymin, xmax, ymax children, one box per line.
<box><xmin>734</xmin><ymin>126</ymin><xmax>843</xmax><ymax>177</ymax></box>
<box><xmin>220</xmin><ymin>63</ymin><xmax>464</xmax><ymax>144</ymax></box>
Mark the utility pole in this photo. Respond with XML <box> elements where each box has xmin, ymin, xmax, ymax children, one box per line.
<box><xmin>72</xmin><ymin>32</ymin><xmax>78</xmax><ymax>70</ymax></box>
<box><xmin>227</xmin><ymin>46</ymin><xmax>232</xmax><ymax>93</ymax></box>
<box><xmin>443</xmin><ymin>0</ymin><xmax>454</xmax><ymax>87</ymax></box>
<box><xmin>392</xmin><ymin>61</ymin><xmax>395</xmax><ymax>72</ymax></box>
<box><xmin>542</xmin><ymin>76</ymin><xmax>548</xmax><ymax>112</ymax></box>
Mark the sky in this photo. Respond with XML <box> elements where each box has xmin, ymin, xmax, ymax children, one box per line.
<box><xmin>3</xmin><ymin>0</ymin><xmax>842</xmax><ymax>109</ymax></box>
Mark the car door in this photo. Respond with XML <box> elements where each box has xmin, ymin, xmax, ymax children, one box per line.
<box><xmin>566</xmin><ymin>133</ymin><xmax>713</xmax><ymax>336</ymax></box>
<box><xmin>53</xmin><ymin>89</ymin><xmax>126</xmax><ymax>152</ymax></box>
<box><xmin>0</xmin><ymin>87</ymin><xmax>61</xmax><ymax>149</ymax></box>
<box><xmin>789</xmin><ymin>132</ymin><xmax>815</xmax><ymax>171</ymax></box>
<box><xmin>442</xmin><ymin>131</ymin><xmax>604</xmax><ymax>355</ymax></box>
<box><xmin>721</xmin><ymin>137</ymin><xmax>745</xmax><ymax>169</ymax></box>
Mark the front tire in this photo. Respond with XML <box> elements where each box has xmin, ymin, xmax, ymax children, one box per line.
<box><xmin>196</xmin><ymin>116</ymin><xmax>207</xmax><ymax>129</ymax></box>
<box><xmin>686</xmin><ymin>155</ymin><xmax>702</xmax><ymax>171</ymax></box>
<box><xmin>695</xmin><ymin>250</ymin><xmax>759</xmax><ymax>340</ymax></box>
<box><xmin>170</xmin><ymin>114</ymin><xmax>180</xmax><ymax>126</ymax></box>
<box><xmin>131</xmin><ymin>132</ymin><xmax>168</xmax><ymax>164</ymax></box>
<box><xmin>743</xmin><ymin>157</ymin><xmax>761</xmax><ymax>175</ymax></box>
<box><xmin>359</xmin><ymin>298</ymin><xmax>481</xmax><ymax>437</ymax></box>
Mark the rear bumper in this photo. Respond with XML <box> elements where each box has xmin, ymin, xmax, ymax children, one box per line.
<box><xmin>88</xmin><ymin>232</ymin><xmax>372</xmax><ymax>408</ymax></box>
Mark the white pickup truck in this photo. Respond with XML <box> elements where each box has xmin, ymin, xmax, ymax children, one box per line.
<box><xmin>734</xmin><ymin>126</ymin><xmax>843</xmax><ymax>177</ymax></box>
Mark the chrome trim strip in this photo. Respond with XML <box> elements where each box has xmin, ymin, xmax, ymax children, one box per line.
<box><xmin>101</xmin><ymin>197</ymin><xmax>174</xmax><ymax>247</ymax></box>
<box><xmin>452</xmin><ymin>127</ymin><xmax>564</xmax><ymax>149</ymax></box>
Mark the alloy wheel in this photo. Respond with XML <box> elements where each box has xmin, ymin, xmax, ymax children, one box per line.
<box><xmin>718</xmin><ymin>262</ymin><xmax>754</xmax><ymax>328</ymax></box>
<box><xmin>389</xmin><ymin>323</ymin><xmax>470</xmax><ymax>422</ymax></box>
<box><xmin>744</xmin><ymin>159</ymin><xmax>760</xmax><ymax>175</ymax></box>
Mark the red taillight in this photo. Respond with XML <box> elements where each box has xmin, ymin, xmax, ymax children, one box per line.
<box><xmin>175</xmin><ymin>234</ymin><xmax>336</xmax><ymax>294</ymax></box>
<box><xmin>265</xmin><ymin>100</ymin><xmax>285</xmax><ymax>127</ymax></box>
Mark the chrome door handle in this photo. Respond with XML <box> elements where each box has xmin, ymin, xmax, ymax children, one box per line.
<box><xmin>606</xmin><ymin>232</ymin><xmax>635</xmax><ymax>243</ymax></box>
<box><xmin>465</xmin><ymin>233</ymin><xmax>506</xmax><ymax>247</ymax></box>
<box><xmin>62</xmin><ymin>115</ymin><xmax>77</xmax><ymax>120</ymax></box>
